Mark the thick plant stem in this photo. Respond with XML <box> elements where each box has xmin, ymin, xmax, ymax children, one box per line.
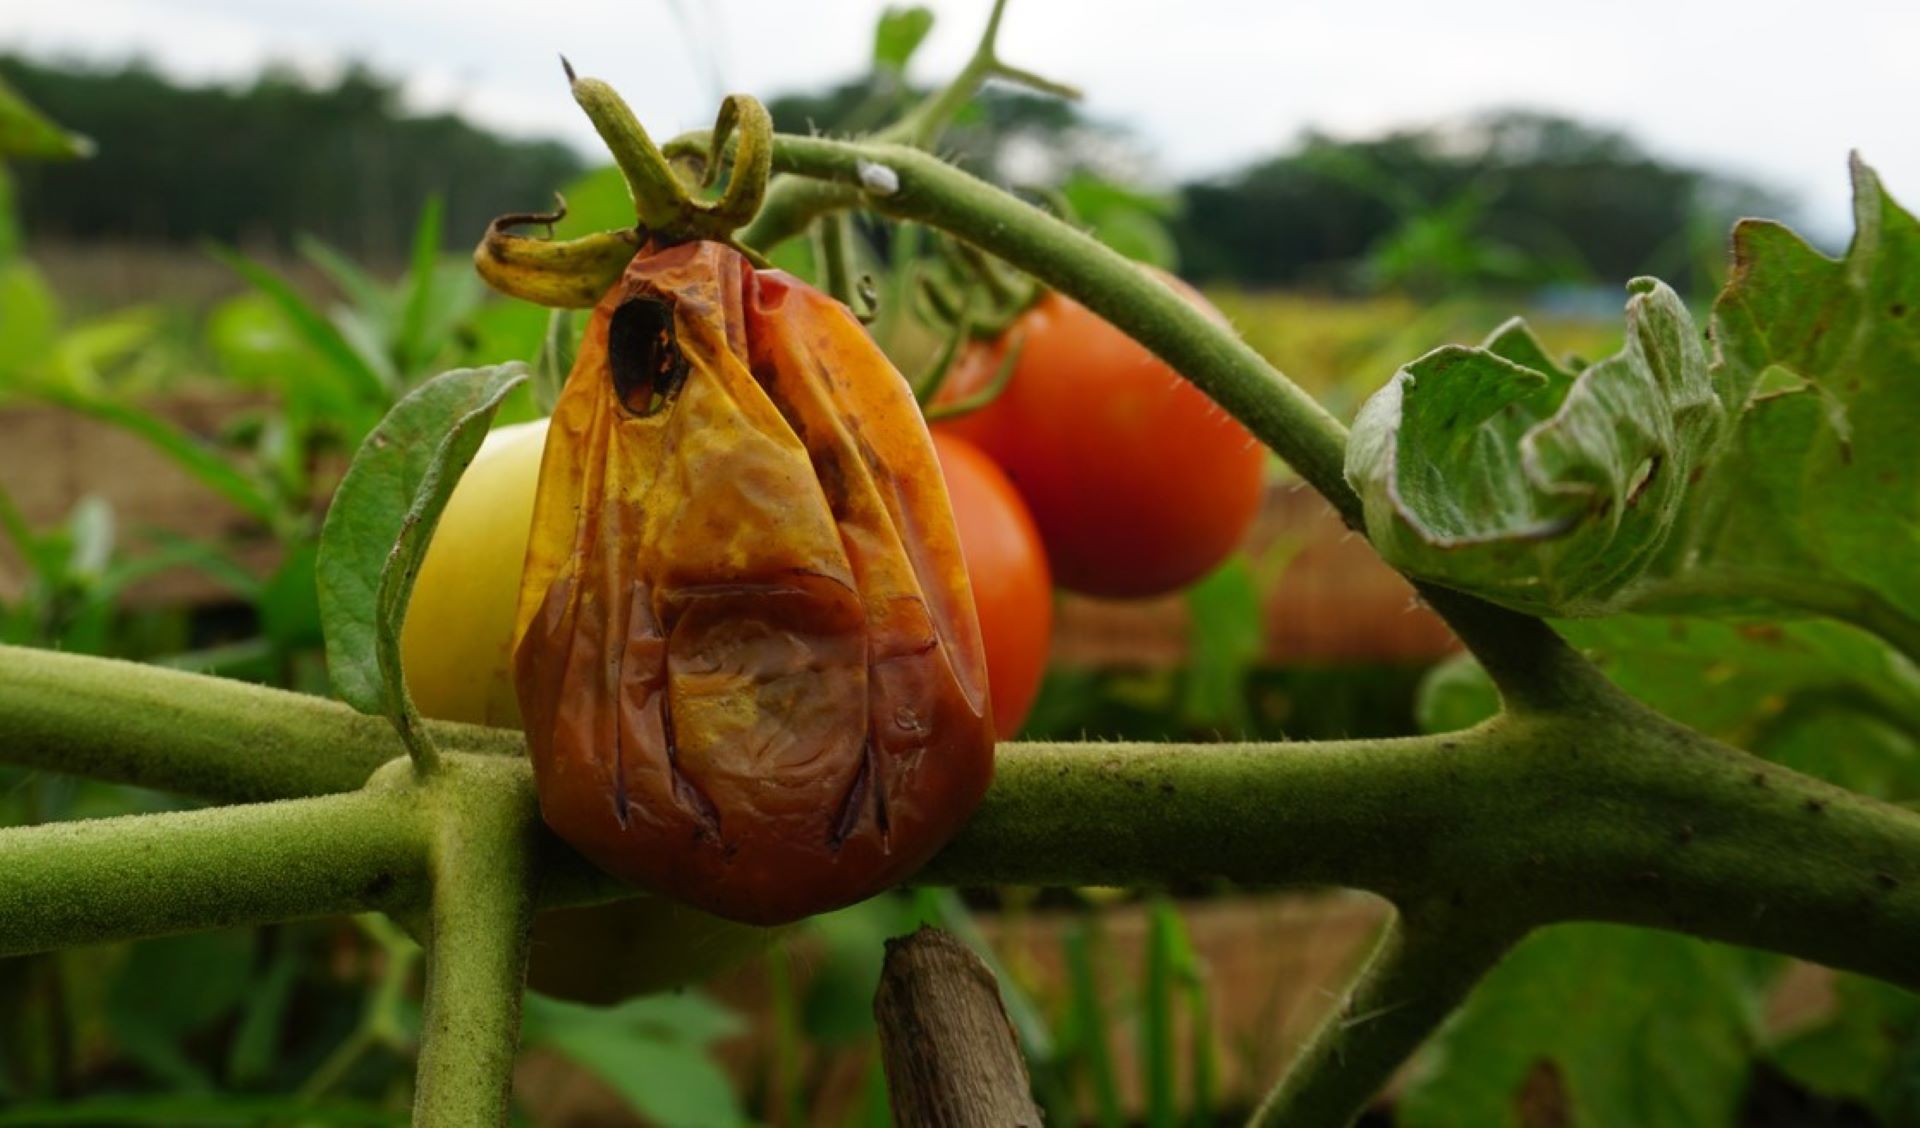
<box><xmin>1249</xmin><ymin>911</ymin><xmax>1519</xmax><ymax>1127</ymax></box>
<box><xmin>4</xmin><ymin>649</ymin><xmax>1920</xmax><ymax>997</ymax></box>
<box><xmin>1413</xmin><ymin>584</ymin><xmax>1615</xmax><ymax>717</ymax></box>
<box><xmin>928</xmin><ymin>718</ymin><xmax>1920</xmax><ymax>993</ymax></box>
<box><xmin>0</xmin><ymin>785</ymin><xmax>427</xmax><ymax>956</ymax></box>
<box><xmin>411</xmin><ymin>755</ymin><xmax>541</xmax><ymax>1128</ymax></box>
<box><xmin>0</xmin><ymin>643</ymin><xmax>523</xmax><ymax>803</ymax></box>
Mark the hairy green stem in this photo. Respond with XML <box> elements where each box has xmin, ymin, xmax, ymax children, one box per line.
<box><xmin>4</xmin><ymin>645</ymin><xmax>1919</xmax><ymax>1122</ymax></box>
<box><xmin>1249</xmin><ymin>912</ymin><xmax>1519</xmax><ymax>1127</ymax></box>
<box><xmin>734</xmin><ymin>0</ymin><xmax>1077</xmax><ymax>252</ymax></box>
<box><xmin>815</xmin><ymin>212</ymin><xmax>856</xmax><ymax>308</ymax></box>
<box><xmin>4</xmin><ymin>650</ymin><xmax>1918</xmax><ymax>995</ymax></box>
<box><xmin>0</xmin><ymin>643</ymin><xmax>522</xmax><ymax>803</ymax></box>
<box><xmin>298</xmin><ymin>916</ymin><xmax>421</xmax><ymax>1101</ymax></box>
<box><xmin>411</xmin><ymin>755</ymin><xmax>540</xmax><ymax>1128</ymax></box>
<box><xmin>0</xmin><ymin>786</ymin><xmax>427</xmax><ymax>956</ymax></box>
<box><xmin>928</xmin><ymin>717</ymin><xmax>1920</xmax><ymax>992</ymax></box>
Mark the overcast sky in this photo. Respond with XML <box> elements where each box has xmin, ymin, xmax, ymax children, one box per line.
<box><xmin>9</xmin><ymin>0</ymin><xmax>1918</xmax><ymax>242</ymax></box>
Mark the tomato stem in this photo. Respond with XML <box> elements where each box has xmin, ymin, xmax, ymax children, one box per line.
<box><xmin>922</xmin><ymin>330</ymin><xmax>1024</xmax><ymax>423</ymax></box>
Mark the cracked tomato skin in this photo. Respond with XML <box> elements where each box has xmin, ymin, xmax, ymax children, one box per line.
<box><xmin>935</xmin><ymin>280</ymin><xmax>1265</xmax><ymax>599</ymax></box>
<box><xmin>514</xmin><ymin>241</ymin><xmax>994</xmax><ymax>926</ymax></box>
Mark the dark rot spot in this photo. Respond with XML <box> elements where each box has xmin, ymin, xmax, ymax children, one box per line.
<box><xmin>608</xmin><ymin>295</ymin><xmax>689</xmax><ymax>416</ymax></box>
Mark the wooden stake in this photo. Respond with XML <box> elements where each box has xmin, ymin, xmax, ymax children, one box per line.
<box><xmin>874</xmin><ymin>926</ymin><xmax>1044</xmax><ymax>1126</ymax></box>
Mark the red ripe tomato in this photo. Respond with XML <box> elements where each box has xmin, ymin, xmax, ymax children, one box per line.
<box><xmin>931</xmin><ymin>432</ymin><xmax>1053</xmax><ymax>739</ymax></box>
<box><xmin>935</xmin><ymin>281</ymin><xmax>1266</xmax><ymax>599</ymax></box>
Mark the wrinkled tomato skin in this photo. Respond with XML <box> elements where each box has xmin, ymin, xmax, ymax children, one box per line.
<box><xmin>935</xmin><ymin>281</ymin><xmax>1266</xmax><ymax>599</ymax></box>
<box><xmin>402</xmin><ymin>422</ymin><xmax>785</xmax><ymax>1000</ymax></box>
<box><xmin>515</xmin><ymin>242</ymin><xmax>994</xmax><ymax>926</ymax></box>
<box><xmin>931</xmin><ymin>432</ymin><xmax>1052</xmax><ymax>739</ymax></box>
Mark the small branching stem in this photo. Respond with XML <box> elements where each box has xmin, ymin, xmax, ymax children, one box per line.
<box><xmin>298</xmin><ymin>915</ymin><xmax>422</xmax><ymax>1101</ymax></box>
<box><xmin>816</xmin><ymin>212</ymin><xmax>856</xmax><ymax>307</ymax></box>
<box><xmin>736</xmin><ymin>0</ymin><xmax>1078</xmax><ymax>250</ymax></box>
<box><xmin>1250</xmin><ymin>911</ymin><xmax>1519</xmax><ymax>1127</ymax></box>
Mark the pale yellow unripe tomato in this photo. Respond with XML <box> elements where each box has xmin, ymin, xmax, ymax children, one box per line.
<box><xmin>401</xmin><ymin>419</ymin><xmax>548</xmax><ymax>727</ymax></box>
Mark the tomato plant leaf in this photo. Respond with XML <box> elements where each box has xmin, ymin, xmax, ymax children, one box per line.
<box><xmin>522</xmin><ymin>992</ymin><xmax>745</xmax><ymax>1128</ymax></box>
<box><xmin>107</xmin><ymin>931</ymin><xmax>257</xmax><ymax>1091</ymax></box>
<box><xmin>1769</xmin><ymin>972</ymin><xmax>1920</xmax><ymax>1122</ymax></box>
<box><xmin>0</xmin><ymin>74</ymin><xmax>91</xmax><ymax>161</ymax></box>
<box><xmin>1420</xmin><ymin>614</ymin><xmax>1920</xmax><ymax>798</ymax></box>
<box><xmin>1354</xmin><ymin>160</ymin><xmax>1920</xmax><ymax>657</ymax></box>
<box><xmin>1346</xmin><ymin>278</ymin><xmax>1722</xmax><ymax>617</ymax></box>
<box><xmin>873</xmin><ymin>6</ymin><xmax>936</xmax><ymax>73</ymax></box>
<box><xmin>211</xmin><ymin>246</ymin><xmax>393</xmax><ymax>405</ymax></box>
<box><xmin>1181</xmin><ymin>557</ymin><xmax>1262</xmax><ymax>732</ymax></box>
<box><xmin>0</xmin><ymin>262</ymin><xmax>60</xmax><ymax>371</ymax></box>
<box><xmin>1640</xmin><ymin>157</ymin><xmax>1920</xmax><ymax>660</ymax></box>
<box><xmin>1060</xmin><ymin>172</ymin><xmax>1182</xmax><ymax>270</ymax></box>
<box><xmin>316</xmin><ymin>364</ymin><xmax>527</xmax><ymax>749</ymax></box>
<box><xmin>1400</xmin><ymin>925</ymin><xmax>1770</xmax><ymax>1128</ymax></box>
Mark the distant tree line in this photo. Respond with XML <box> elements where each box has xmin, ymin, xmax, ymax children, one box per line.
<box><xmin>1173</xmin><ymin>110</ymin><xmax>1783</xmax><ymax>296</ymax></box>
<box><xmin>4</xmin><ymin>55</ymin><xmax>1778</xmax><ymax>296</ymax></box>
<box><xmin>0</xmin><ymin>55</ymin><xmax>583</xmax><ymax>263</ymax></box>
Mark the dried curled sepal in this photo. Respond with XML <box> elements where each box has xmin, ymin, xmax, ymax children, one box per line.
<box><xmin>473</xmin><ymin>208</ymin><xmax>642</xmax><ymax>310</ymax></box>
<box><xmin>513</xmin><ymin>241</ymin><xmax>993</xmax><ymax>925</ymax></box>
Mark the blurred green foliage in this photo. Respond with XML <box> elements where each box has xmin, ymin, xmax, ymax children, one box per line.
<box><xmin>2</xmin><ymin>49</ymin><xmax>1777</xmax><ymax>307</ymax></box>
<box><xmin>1178</xmin><ymin>110</ymin><xmax>1780</xmax><ymax>298</ymax></box>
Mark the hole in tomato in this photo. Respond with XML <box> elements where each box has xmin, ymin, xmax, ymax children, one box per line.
<box><xmin>608</xmin><ymin>295</ymin><xmax>688</xmax><ymax>416</ymax></box>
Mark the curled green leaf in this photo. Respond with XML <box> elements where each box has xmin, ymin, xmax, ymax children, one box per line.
<box><xmin>316</xmin><ymin>363</ymin><xmax>529</xmax><ymax>770</ymax></box>
<box><xmin>1346</xmin><ymin>277</ymin><xmax>1720</xmax><ymax>617</ymax></box>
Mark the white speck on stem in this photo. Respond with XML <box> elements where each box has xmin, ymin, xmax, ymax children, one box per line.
<box><xmin>857</xmin><ymin>160</ymin><xmax>900</xmax><ymax>197</ymax></box>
